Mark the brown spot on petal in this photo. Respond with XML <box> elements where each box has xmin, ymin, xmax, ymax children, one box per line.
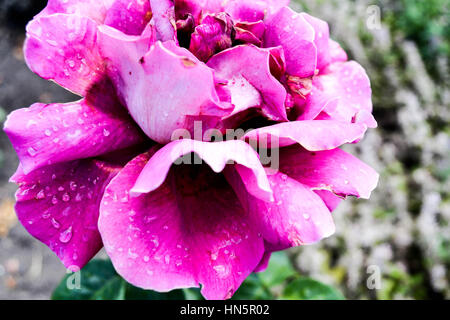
<box><xmin>181</xmin><ymin>57</ymin><xmax>197</xmax><ymax>68</ymax></box>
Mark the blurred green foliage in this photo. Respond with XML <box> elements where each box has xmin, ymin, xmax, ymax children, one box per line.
<box><xmin>384</xmin><ymin>0</ymin><xmax>450</xmax><ymax>77</ymax></box>
<box><xmin>52</xmin><ymin>253</ymin><xmax>344</xmax><ymax>300</ymax></box>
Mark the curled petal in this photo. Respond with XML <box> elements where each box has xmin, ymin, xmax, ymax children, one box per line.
<box><xmin>301</xmin><ymin>13</ymin><xmax>330</xmax><ymax>70</ymax></box>
<box><xmin>104</xmin><ymin>0</ymin><xmax>152</xmax><ymax>35</ymax></box>
<box><xmin>150</xmin><ymin>0</ymin><xmax>177</xmax><ymax>41</ymax></box>
<box><xmin>207</xmin><ymin>45</ymin><xmax>287</xmax><ymax>121</ymax></box>
<box><xmin>264</xmin><ymin>7</ymin><xmax>316</xmax><ymax>78</ymax></box>
<box><xmin>131</xmin><ymin>139</ymin><xmax>273</xmax><ymax>202</ymax></box>
<box><xmin>244</xmin><ymin>120</ymin><xmax>367</xmax><ymax>149</ymax></box>
<box><xmin>314</xmin><ymin>190</ymin><xmax>342</xmax><ymax>212</ymax></box>
<box><xmin>24</xmin><ymin>14</ymin><xmax>104</xmax><ymax>96</ymax></box>
<box><xmin>4</xmin><ymin>97</ymin><xmax>144</xmax><ymax>174</ymax></box>
<box><xmin>227</xmin><ymin>168</ymin><xmax>335</xmax><ymax>250</ymax></box>
<box><xmin>99</xmin><ymin>152</ymin><xmax>265</xmax><ymax>299</ymax></box>
<box><xmin>99</xmin><ymin>36</ymin><xmax>230</xmax><ymax>143</ymax></box>
<box><xmin>189</xmin><ymin>13</ymin><xmax>234</xmax><ymax>62</ymax></box>
<box><xmin>11</xmin><ymin>159</ymin><xmax>121</xmax><ymax>270</ymax></box>
<box><xmin>279</xmin><ymin>147</ymin><xmax>379</xmax><ymax>199</ymax></box>
<box><xmin>304</xmin><ymin>61</ymin><xmax>376</xmax><ymax>128</ymax></box>
<box><xmin>234</xmin><ymin>21</ymin><xmax>266</xmax><ymax>46</ymax></box>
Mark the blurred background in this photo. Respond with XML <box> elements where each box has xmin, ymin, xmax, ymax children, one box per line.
<box><xmin>0</xmin><ymin>0</ymin><xmax>449</xmax><ymax>299</ymax></box>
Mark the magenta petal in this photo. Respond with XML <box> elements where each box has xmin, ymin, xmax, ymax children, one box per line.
<box><xmin>280</xmin><ymin>147</ymin><xmax>379</xmax><ymax>199</ymax></box>
<box><xmin>104</xmin><ymin>0</ymin><xmax>152</xmax><ymax>35</ymax></box>
<box><xmin>131</xmin><ymin>139</ymin><xmax>273</xmax><ymax>202</ymax></box>
<box><xmin>11</xmin><ymin>159</ymin><xmax>121</xmax><ymax>270</ymax></box>
<box><xmin>253</xmin><ymin>251</ymin><xmax>272</xmax><ymax>273</ymax></box>
<box><xmin>301</xmin><ymin>13</ymin><xmax>331</xmax><ymax>71</ymax></box>
<box><xmin>229</xmin><ymin>169</ymin><xmax>335</xmax><ymax>249</ymax></box>
<box><xmin>207</xmin><ymin>45</ymin><xmax>287</xmax><ymax>121</ymax></box>
<box><xmin>4</xmin><ymin>99</ymin><xmax>144</xmax><ymax>174</ymax></box>
<box><xmin>311</xmin><ymin>61</ymin><xmax>376</xmax><ymax>128</ymax></box>
<box><xmin>149</xmin><ymin>0</ymin><xmax>176</xmax><ymax>41</ymax></box>
<box><xmin>314</xmin><ymin>190</ymin><xmax>342</xmax><ymax>212</ymax></box>
<box><xmin>24</xmin><ymin>14</ymin><xmax>105</xmax><ymax>96</ymax></box>
<box><xmin>189</xmin><ymin>13</ymin><xmax>234</xmax><ymax>62</ymax></box>
<box><xmin>329</xmin><ymin>39</ymin><xmax>348</xmax><ymax>63</ymax></box>
<box><xmin>35</xmin><ymin>0</ymin><xmax>111</xmax><ymax>23</ymax></box>
<box><xmin>264</xmin><ymin>7</ymin><xmax>316</xmax><ymax>78</ymax></box>
<box><xmin>99</xmin><ymin>37</ymin><xmax>229</xmax><ymax>143</ymax></box>
<box><xmin>244</xmin><ymin>120</ymin><xmax>367</xmax><ymax>149</ymax></box>
<box><xmin>99</xmin><ymin>152</ymin><xmax>265</xmax><ymax>299</ymax></box>
<box><xmin>225</xmin><ymin>0</ymin><xmax>290</xmax><ymax>22</ymax></box>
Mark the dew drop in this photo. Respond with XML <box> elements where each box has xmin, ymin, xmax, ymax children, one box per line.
<box><xmin>27</xmin><ymin>147</ymin><xmax>37</xmax><ymax>157</ymax></box>
<box><xmin>70</xmin><ymin>181</ymin><xmax>77</xmax><ymax>191</ymax></box>
<box><xmin>59</xmin><ymin>226</ymin><xmax>73</xmax><ymax>243</ymax></box>
<box><xmin>103</xmin><ymin>129</ymin><xmax>111</xmax><ymax>137</ymax></box>
<box><xmin>36</xmin><ymin>190</ymin><xmax>45</xmax><ymax>199</ymax></box>
<box><xmin>51</xmin><ymin>218</ymin><xmax>61</xmax><ymax>229</ymax></box>
<box><xmin>62</xmin><ymin>193</ymin><xmax>70</xmax><ymax>202</ymax></box>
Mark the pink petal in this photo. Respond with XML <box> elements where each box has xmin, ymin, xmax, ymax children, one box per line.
<box><xmin>304</xmin><ymin>61</ymin><xmax>376</xmax><ymax>128</ymax></box>
<box><xmin>234</xmin><ymin>21</ymin><xmax>266</xmax><ymax>46</ymax></box>
<box><xmin>99</xmin><ymin>35</ymin><xmax>230</xmax><ymax>143</ymax></box>
<box><xmin>4</xmin><ymin>95</ymin><xmax>144</xmax><ymax>174</ymax></box>
<box><xmin>149</xmin><ymin>0</ymin><xmax>177</xmax><ymax>41</ymax></box>
<box><xmin>301</xmin><ymin>13</ymin><xmax>330</xmax><ymax>71</ymax></box>
<box><xmin>264</xmin><ymin>7</ymin><xmax>317</xmax><ymax>78</ymax></box>
<box><xmin>11</xmin><ymin>159</ymin><xmax>121</xmax><ymax>270</ymax></box>
<box><xmin>225</xmin><ymin>0</ymin><xmax>290</xmax><ymax>22</ymax></box>
<box><xmin>207</xmin><ymin>45</ymin><xmax>287</xmax><ymax>121</ymax></box>
<box><xmin>35</xmin><ymin>0</ymin><xmax>112</xmax><ymax>23</ymax></box>
<box><xmin>24</xmin><ymin>14</ymin><xmax>104</xmax><ymax>96</ymax></box>
<box><xmin>131</xmin><ymin>139</ymin><xmax>273</xmax><ymax>202</ymax></box>
<box><xmin>253</xmin><ymin>251</ymin><xmax>272</xmax><ymax>273</ymax></box>
<box><xmin>329</xmin><ymin>39</ymin><xmax>348</xmax><ymax>63</ymax></box>
<box><xmin>99</xmin><ymin>152</ymin><xmax>265</xmax><ymax>299</ymax></box>
<box><xmin>279</xmin><ymin>146</ymin><xmax>379</xmax><ymax>199</ymax></box>
<box><xmin>244</xmin><ymin>120</ymin><xmax>367</xmax><ymax>149</ymax></box>
<box><xmin>104</xmin><ymin>0</ymin><xmax>152</xmax><ymax>35</ymax></box>
<box><xmin>314</xmin><ymin>190</ymin><xmax>342</xmax><ymax>212</ymax></box>
<box><xmin>189</xmin><ymin>13</ymin><xmax>234</xmax><ymax>62</ymax></box>
<box><xmin>228</xmin><ymin>168</ymin><xmax>335</xmax><ymax>250</ymax></box>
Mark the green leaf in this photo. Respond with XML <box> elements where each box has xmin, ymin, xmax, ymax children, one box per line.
<box><xmin>281</xmin><ymin>277</ymin><xmax>345</xmax><ymax>300</ymax></box>
<box><xmin>52</xmin><ymin>259</ymin><xmax>186</xmax><ymax>300</ymax></box>
<box><xmin>91</xmin><ymin>277</ymin><xmax>126</xmax><ymax>300</ymax></box>
<box><xmin>232</xmin><ymin>273</ymin><xmax>274</xmax><ymax>300</ymax></box>
<box><xmin>233</xmin><ymin>251</ymin><xmax>297</xmax><ymax>300</ymax></box>
<box><xmin>52</xmin><ymin>259</ymin><xmax>118</xmax><ymax>300</ymax></box>
<box><xmin>258</xmin><ymin>251</ymin><xmax>297</xmax><ymax>287</ymax></box>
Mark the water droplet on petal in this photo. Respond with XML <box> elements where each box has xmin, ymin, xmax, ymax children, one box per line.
<box><xmin>27</xmin><ymin>147</ymin><xmax>37</xmax><ymax>157</ymax></box>
<box><xmin>51</xmin><ymin>218</ymin><xmax>60</xmax><ymax>229</ymax></box>
<box><xmin>59</xmin><ymin>226</ymin><xmax>73</xmax><ymax>243</ymax></box>
<box><xmin>62</xmin><ymin>193</ymin><xmax>70</xmax><ymax>202</ymax></box>
<box><xmin>36</xmin><ymin>190</ymin><xmax>45</xmax><ymax>199</ymax></box>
